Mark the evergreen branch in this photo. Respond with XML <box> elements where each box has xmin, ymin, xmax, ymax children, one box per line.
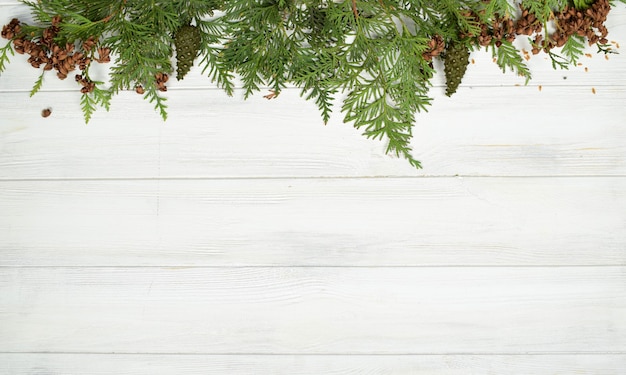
<box><xmin>597</xmin><ymin>42</ymin><xmax>618</xmax><ymax>54</ymax></box>
<box><xmin>30</xmin><ymin>71</ymin><xmax>45</xmax><ymax>97</ymax></box>
<box><xmin>80</xmin><ymin>91</ymin><xmax>97</xmax><ymax>123</ymax></box>
<box><xmin>108</xmin><ymin>18</ymin><xmax>172</xmax><ymax>95</ymax></box>
<box><xmin>340</xmin><ymin>29</ymin><xmax>430</xmax><ymax>168</ymax></box>
<box><xmin>520</xmin><ymin>0</ymin><xmax>566</xmax><ymax>23</ymax></box>
<box><xmin>79</xmin><ymin>81</ymin><xmax>111</xmax><ymax>123</ymax></box>
<box><xmin>199</xmin><ymin>47</ymin><xmax>235</xmax><ymax>96</ymax></box>
<box><xmin>572</xmin><ymin>0</ymin><xmax>595</xmax><ymax>8</ymax></box>
<box><xmin>0</xmin><ymin>41</ymin><xmax>13</xmax><ymax>75</ymax></box>
<box><xmin>343</xmin><ymin>83</ymin><xmax>421</xmax><ymax>168</ymax></box>
<box><xmin>560</xmin><ymin>34</ymin><xmax>585</xmax><ymax>65</ymax></box>
<box><xmin>144</xmin><ymin>86</ymin><xmax>168</xmax><ymax>121</ymax></box>
<box><xmin>493</xmin><ymin>40</ymin><xmax>532</xmax><ymax>84</ymax></box>
<box><xmin>483</xmin><ymin>0</ymin><xmax>517</xmax><ymax>18</ymax></box>
<box><xmin>291</xmin><ymin>50</ymin><xmax>339</xmax><ymax>124</ymax></box>
<box><xmin>547</xmin><ymin>49</ymin><xmax>571</xmax><ymax>69</ymax></box>
<box><xmin>20</xmin><ymin>0</ymin><xmax>53</xmax><ymax>24</ymax></box>
<box><xmin>306</xmin><ymin>86</ymin><xmax>335</xmax><ymax>124</ymax></box>
<box><xmin>92</xmin><ymin>84</ymin><xmax>112</xmax><ymax>112</ymax></box>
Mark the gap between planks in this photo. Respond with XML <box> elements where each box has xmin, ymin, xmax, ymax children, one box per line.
<box><xmin>3</xmin><ymin>351</ymin><xmax>626</xmax><ymax>355</ymax></box>
<box><xmin>0</xmin><ymin>265</ymin><xmax>624</xmax><ymax>269</ymax></box>
<box><xmin>1</xmin><ymin>175</ymin><xmax>626</xmax><ymax>182</ymax></box>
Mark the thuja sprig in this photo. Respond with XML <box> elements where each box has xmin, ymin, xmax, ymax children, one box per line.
<box><xmin>30</xmin><ymin>71</ymin><xmax>45</xmax><ymax>97</ymax></box>
<box><xmin>196</xmin><ymin>18</ymin><xmax>235</xmax><ymax>96</ymax></box>
<box><xmin>339</xmin><ymin>9</ymin><xmax>434</xmax><ymax>169</ymax></box>
<box><xmin>494</xmin><ymin>40</ymin><xmax>533</xmax><ymax>83</ymax></box>
<box><xmin>77</xmin><ymin>70</ymin><xmax>112</xmax><ymax>123</ymax></box>
<box><xmin>559</xmin><ymin>34</ymin><xmax>586</xmax><ymax>66</ymax></box>
<box><xmin>80</xmin><ymin>83</ymin><xmax>111</xmax><ymax>123</ymax></box>
<box><xmin>520</xmin><ymin>0</ymin><xmax>563</xmax><ymax>23</ymax></box>
<box><xmin>0</xmin><ymin>41</ymin><xmax>14</xmax><ymax>74</ymax></box>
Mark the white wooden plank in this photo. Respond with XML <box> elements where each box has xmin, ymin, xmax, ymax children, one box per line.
<box><xmin>1</xmin><ymin>5</ymin><xmax>626</xmax><ymax>91</ymax></box>
<box><xmin>2</xmin><ymin>353</ymin><xmax>626</xmax><ymax>375</ymax></box>
<box><xmin>1</xmin><ymin>85</ymin><xmax>625</xmax><ymax>179</ymax></box>
<box><xmin>1</xmin><ymin>267</ymin><xmax>624</xmax><ymax>353</ymax></box>
<box><xmin>1</xmin><ymin>177</ymin><xmax>624</xmax><ymax>266</ymax></box>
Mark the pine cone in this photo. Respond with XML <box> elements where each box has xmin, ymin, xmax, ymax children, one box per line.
<box><xmin>174</xmin><ymin>24</ymin><xmax>201</xmax><ymax>80</ymax></box>
<box><xmin>443</xmin><ymin>41</ymin><xmax>470</xmax><ymax>97</ymax></box>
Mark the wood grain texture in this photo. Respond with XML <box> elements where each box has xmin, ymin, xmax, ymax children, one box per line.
<box><xmin>1</xmin><ymin>85</ymin><xmax>625</xmax><ymax>179</ymax></box>
<box><xmin>3</xmin><ymin>354</ymin><xmax>626</xmax><ymax>375</ymax></box>
<box><xmin>1</xmin><ymin>177</ymin><xmax>625</xmax><ymax>267</ymax></box>
<box><xmin>1</xmin><ymin>267</ymin><xmax>625</xmax><ymax>353</ymax></box>
<box><xmin>1</xmin><ymin>2</ymin><xmax>626</xmax><ymax>373</ymax></box>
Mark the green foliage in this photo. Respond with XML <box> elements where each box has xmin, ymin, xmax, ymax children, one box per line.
<box><xmin>1</xmin><ymin>0</ymin><xmax>623</xmax><ymax>168</ymax></box>
<box><xmin>560</xmin><ymin>34</ymin><xmax>586</xmax><ymax>65</ymax></box>
<box><xmin>572</xmin><ymin>0</ymin><xmax>595</xmax><ymax>8</ymax></box>
<box><xmin>494</xmin><ymin>40</ymin><xmax>532</xmax><ymax>84</ymax></box>
<box><xmin>144</xmin><ymin>85</ymin><xmax>168</xmax><ymax>121</ymax></box>
<box><xmin>481</xmin><ymin>0</ymin><xmax>517</xmax><ymax>17</ymax></box>
<box><xmin>30</xmin><ymin>71</ymin><xmax>45</xmax><ymax>97</ymax></box>
<box><xmin>521</xmin><ymin>0</ymin><xmax>567</xmax><ymax>23</ymax></box>
<box><xmin>80</xmin><ymin>81</ymin><xmax>112</xmax><ymax>123</ymax></box>
<box><xmin>0</xmin><ymin>41</ymin><xmax>13</xmax><ymax>74</ymax></box>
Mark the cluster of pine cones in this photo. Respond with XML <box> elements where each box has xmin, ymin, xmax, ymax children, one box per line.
<box><xmin>550</xmin><ymin>0</ymin><xmax>611</xmax><ymax>48</ymax></box>
<box><xmin>1</xmin><ymin>18</ymin><xmax>20</xmax><ymax>39</ymax></box>
<box><xmin>462</xmin><ymin>11</ymin><xmax>517</xmax><ymax>47</ymax></box>
<box><xmin>1</xmin><ymin>16</ymin><xmax>110</xmax><ymax>93</ymax></box>
<box><xmin>443</xmin><ymin>0</ymin><xmax>614</xmax><ymax>96</ymax></box>
<box><xmin>75</xmin><ymin>73</ymin><xmax>96</xmax><ymax>94</ymax></box>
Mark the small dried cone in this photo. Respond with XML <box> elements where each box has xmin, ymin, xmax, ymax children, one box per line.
<box><xmin>78</xmin><ymin>57</ymin><xmax>91</xmax><ymax>70</ymax></box>
<box><xmin>1</xmin><ymin>18</ymin><xmax>21</xmax><ymax>39</ymax></box>
<box><xmin>422</xmin><ymin>35</ymin><xmax>445</xmax><ymax>61</ymax></box>
<box><xmin>83</xmin><ymin>36</ymin><xmax>97</xmax><ymax>51</ymax></box>
<box><xmin>96</xmin><ymin>47</ymin><xmax>111</xmax><ymax>63</ymax></box>
<box><xmin>155</xmin><ymin>73</ymin><xmax>169</xmax><ymax>92</ymax></box>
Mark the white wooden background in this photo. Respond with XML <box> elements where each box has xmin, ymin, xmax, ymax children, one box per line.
<box><xmin>1</xmin><ymin>1</ymin><xmax>626</xmax><ymax>373</ymax></box>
